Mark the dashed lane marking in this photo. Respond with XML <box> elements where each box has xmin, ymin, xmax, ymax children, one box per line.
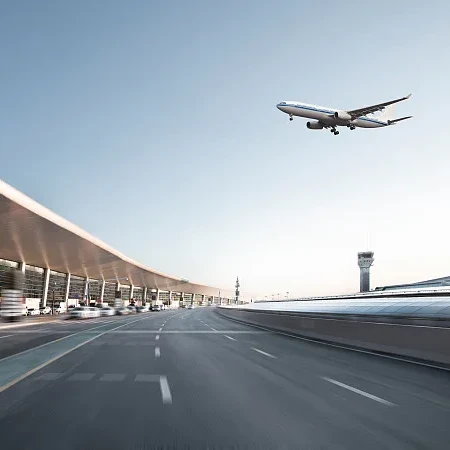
<box><xmin>155</xmin><ymin>335</ymin><xmax>160</xmax><ymax>340</ymax></box>
<box><xmin>155</xmin><ymin>347</ymin><xmax>160</xmax><ymax>358</ymax></box>
<box><xmin>224</xmin><ymin>335</ymin><xmax>236</xmax><ymax>341</ymax></box>
<box><xmin>322</xmin><ymin>377</ymin><xmax>396</xmax><ymax>406</ymax></box>
<box><xmin>251</xmin><ymin>347</ymin><xmax>276</xmax><ymax>359</ymax></box>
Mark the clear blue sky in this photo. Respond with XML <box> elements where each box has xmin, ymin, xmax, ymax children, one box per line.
<box><xmin>2</xmin><ymin>1</ymin><xmax>450</xmax><ymax>297</ymax></box>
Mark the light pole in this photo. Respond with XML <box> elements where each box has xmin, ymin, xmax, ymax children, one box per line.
<box><xmin>52</xmin><ymin>281</ymin><xmax>56</xmax><ymax>314</ymax></box>
<box><xmin>286</xmin><ymin>291</ymin><xmax>289</xmax><ymax>300</ymax></box>
<box><xmin>277</xmin><ymin>293</ymin><xmax>280</xmax><ymax>301</ymax></box>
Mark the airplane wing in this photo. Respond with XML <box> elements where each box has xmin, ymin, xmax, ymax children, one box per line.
<box><xmin>347</xmin><ymin>94</ymin><xmax>412</xmax><ymax>119</ymax></box>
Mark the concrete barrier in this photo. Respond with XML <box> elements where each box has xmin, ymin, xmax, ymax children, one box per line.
<box><xmin>216</xmin><ymin>308</ymin><xmax>450</xmax><ymax>367</ymax></box>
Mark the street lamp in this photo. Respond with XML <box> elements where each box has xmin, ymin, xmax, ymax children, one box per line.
<box><xmin>286</xmin><ymin>291</ymin><xmax>289</xmax><ymax>300</ymax></box>
<box><xmin>277</xmin><ymin>293</ymin><xmax>280</xmax><ymax>301</ymax></box>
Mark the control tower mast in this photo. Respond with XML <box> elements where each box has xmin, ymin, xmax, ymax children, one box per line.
<box><xmin>358</xmin><ymin>252</ymin><xmax>374</xmax><ymax>292</ymax></box>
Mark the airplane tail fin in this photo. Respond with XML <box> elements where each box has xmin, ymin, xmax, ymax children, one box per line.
<box><xmin>387</xmin><ymin>116</ymin><xmax>413</xmax><ymax>125</ymax></box>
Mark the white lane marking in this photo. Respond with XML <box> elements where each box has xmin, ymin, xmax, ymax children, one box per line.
<box><xmin>68</xmin><ymin>373</ymin><xmax>95</xmax><ymax>381</ymax></box>
<box><xmin>221</xmin><ymin>314</ymin><xmax>450</xmax><ymax>372</ymax></box>
<box><xmin>0</xmin><ymin>315</ymin><xmax>151</xmax><ymax>393</ymax></box>
<box><xmin>160</xmin><ymin>376</ymin><xmax>172</xmax><ymax>404</ymax></box>
<box><xmin>0</xmin><ymin>335</ymin><xmax>14</xmax><ymax>339</ymax></box>
<box><xmin>224</xmin><ymin>335</ymin><xmax>236</xmax><ymax>341</ymax></box>
<box><xmin>209</xmin><ymin>327</ymin><xmax>217</xmax><ymax>331</ymax></box>
<box><xmin>155</xmin><ymin>335</ymin><xmax>160</xmax><ymax>340</ymax></box>
<box><xmin>159</xmin><ymin>327</ymin><xmax>163</xmax><ymax>331</ymax></box>
<box><xmin>251</xmin><ymin>347</ymin><xmax>276</xmax><ymax>359</ymax></box>
<box><xmin>322</xmin><ymin>377</ymin><xmax>395</xmax><ymax>406</ymax></box>
<box><xmin>0</xmin><ymin>317</ymin><xmax>134</xmax><ymax>363</ymax></box>
<box><xmin>34</xmin><ymin>372</ymin><xmax>63</xmax><ymax>381</ymax></box>
<box><xmin>155</xmin><ymin>347</ymin><xmax>160</xmax><ymax>358</ymax></box>
<box><xmin>99</xmin><ymin>373</ymin><xmax>126</xmax><ymax>382</ymax></box>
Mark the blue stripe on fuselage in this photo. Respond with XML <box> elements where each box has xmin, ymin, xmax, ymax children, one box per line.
<box><xmin>286</xmin><ymin>104</ymin><xmax>387</xmax><ymax>126</ymax></box>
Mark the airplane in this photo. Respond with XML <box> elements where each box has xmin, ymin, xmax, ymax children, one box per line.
<box><xmin>276</xmin><ymin>94</ymin><xmax>412</xmax><ymax>135</ymax></box>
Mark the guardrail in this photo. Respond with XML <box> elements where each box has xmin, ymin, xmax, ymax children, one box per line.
<box><xmin>216</xmin><ymin>307</ymin><xmax>450</xmax><ymax>368</ymax></box>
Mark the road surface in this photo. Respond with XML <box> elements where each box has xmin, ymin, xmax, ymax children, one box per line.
<box><xmin>0</xmin><ymin>307</ymin><xmax>449</xmax><ymax>449</ymax></box>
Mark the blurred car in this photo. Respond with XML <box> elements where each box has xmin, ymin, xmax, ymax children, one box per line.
<box><xmin>136</xmin><ymin>306</ymin><xmax>147</xmax><ymax>313</ymax></box>
<box><xmin>39</xmin><ymin>306</ymin><xmax>52</xmax><ymax>315</ymax></box>
<box><xmin>151</xmin><ymin>304</ymin><xmax>161</xmax><ymax>312</ymax></box>
<box><xmin>69</xmin><ymin>306</ymin><xmax>101</xmax><ymax>319</ymax></box>
<box><xmin>116</xmin><ymin>307</ymin><xmax>130</xmax><ymax>316</ymax></box>
<box><xmin>27</xmin><ymin>308</ymin><xmax>40</xmax><ymax>316</ymax></box>
<box><xmin>100</xmin><ymin>306</ymin><xmax>115</xmax><ymax>316</ymax></box>
<box><xmin>126</xmin><ymin>305</ymin><xmax>137</xmax><ymax>314</ymax></box>
<box><xmin>188</xmin><ymin>304</ymin><xmax>194</xmax><ymax>309</ymax></box>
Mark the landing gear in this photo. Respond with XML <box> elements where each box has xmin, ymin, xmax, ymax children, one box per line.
<box><xmin>349</xmin><ymin>126</ymin><xmax>355</xmax><ymax>130</ymax></box>
<box><xmin>330</xmin><ymin>128</ymin><xmax>339</xmax><ymax>135</ymax></box>
<box><xmin>334</xmin><ymin>130</ymin><xmax>339</xmax><ymax>135</ymax></box>
<box><xmin>289</xmin><ymin>115</ymin><xmax>293</xmax><ymax>122</ymax></box>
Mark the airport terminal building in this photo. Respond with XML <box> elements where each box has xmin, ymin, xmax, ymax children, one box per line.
<box><xmin>0</xmin><ymin>179</ymin><xmax>233</xmax><ymax>310</ymax></box>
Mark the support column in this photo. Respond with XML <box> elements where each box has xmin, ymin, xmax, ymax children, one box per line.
<box><xmin>100</xmin><ymin>280</ymin><xmax>106</xmax><ymax>302</ymax></box>
<box><xmin>84</xmin><ymin>277</ymin><xmax>89</xmax><ymax>305</ymax></box>
<box><xmin>64</xmin><ymin>273</ymin><xmax>71</xmax><ymax>304</ymax></box>
<box><xmin>180</xmin><ymin>292</ymin><xmax>184</xmax><ymax>306</ymax></box>
<box><xmin>42</xmin><ymin>268</ymin><xmax>50</xmax><ymax>308</ymax></box>
<box><xmin>130</xmin><ymin>285</ymin><xmax>134</xmax><ymax>302</ymax></box>
<box><xmin>168</xmin><ymin>291</ymin><xmax>172</xmax><ymax>306</ymax></box>
<box><xmin>191</xmin><ymin>293</ymin><xmax>195</xmax><ymax>305</ymax></box>
<box><xmin>143</xmin><ymin>287</ymin><xmax>148</xmax><ymax>305</ymax></box>
<box><xmin>202</xmin><ymin>294</ymin><xmax>205</xmax><ymax>305</ymax></box>
<box><xmin>156</xmin><ymin>289</ymin><xmax>160</xmax><ymax>303</ymax></box>
<box><xmin>18</xmin><ymin>261</ymin><xmax>26</xmax><ymax>273</ymax></box>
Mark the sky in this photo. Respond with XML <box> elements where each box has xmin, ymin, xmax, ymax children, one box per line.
<box><xmin>1</xmin><ymin>1</ymin><xmax>450</xmax><ymax>298</ymax></box>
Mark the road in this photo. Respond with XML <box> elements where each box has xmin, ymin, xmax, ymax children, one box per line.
<box><xmin>0</xmin><ymin>307</ymin><xmax>450</xmax><ymax>449</ymax></box>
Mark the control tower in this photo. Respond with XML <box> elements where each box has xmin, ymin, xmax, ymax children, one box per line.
<box><xmin>358</xmin><ymin>251</ymin><xmax>374</xmax><ymax>292</ymax></box>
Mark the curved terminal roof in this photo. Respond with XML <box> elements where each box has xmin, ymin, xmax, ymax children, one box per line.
<box><xmin>0</xmin><ymin>179</ymin><xmax>232</xmax><ymax>297</ymax></box>
<box><xmin>243</xmin><ymin>297</ymin><xmax>450</xmax><ymax>318</ymax></box>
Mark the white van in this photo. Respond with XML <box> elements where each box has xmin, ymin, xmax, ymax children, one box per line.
<box><xmin>55</xmin><ymin>303</ymin><xmax>67</xmax><ymax>314</ymax></box>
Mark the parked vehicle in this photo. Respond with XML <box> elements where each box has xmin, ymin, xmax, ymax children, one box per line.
<box><xmin>100</xmin><ymin>306</ymin><xmax>115</xmax><ymax>316</ymax></box>
<box><xmin>116</xmin><ymin>307</ymin><xmax>130</xmax><ymax>316</ymax></box>
<box><xmin>39</xmin><ymin>306</ymin><xmax>52</xmax><ymax>315</ymax></box>
<box><xmin>151</xmin><ymin>304</ymin><xmax>161</xmax><ymax>312</ymax></box>
<box><xmin>54</xmin><ymin>302</ymin><xmax>67</xmax><ymax>314</ymax></box>
<box><xmin>27</xmin><ymin>308</ymin><xmax>40</xmax><ymax>316</ymax></box>
<box><xmin>69</xmin><ymin>306</ymin><xmax>101</xmax><ymax>319</ymax></box>
<box><xmin>126</xmin><ymin>305</ymin><xmax>137</xmax><ymax>314</ymax></box>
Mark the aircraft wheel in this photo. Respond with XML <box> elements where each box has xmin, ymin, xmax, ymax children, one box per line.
<box><xmin>335</xmin><ymin>131</ymin><xmax>339</xmax><ymax>135</ymax></box>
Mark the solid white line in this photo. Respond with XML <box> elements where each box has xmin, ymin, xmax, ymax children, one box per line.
<box><xmin>0</xmin><ymin>317</ymin><xmax>131</xmax><ymax>363</ymax></box>
<box><xmin>0</xmin><ymin>335</ymin><xmax>14</xmax><ymax>339</ymax></box>
<box><xmin>159</xmin><ymin>376</ymin><xmax>172</xmax><ymax>404</ymax></box>
<box><xmin>251</xmin><ymin>347</ymin><xmax>276</xmax><ymax>358</ymax></box>
<box><xmin>224</xmin><ymin>335</ymin><xmax>236</xmax><ymax>341</ymax></box>
<box><xmin>221</xmin><ymin>315</ymin><xmax>450</xmax><ymax>372</ymax></box>
<box><xmin>0</xmin><ymin>315</ymin><xmax>150</xmax><ymax>393</ymax></box>
<box><xmin>322</xmin><ymin>377</ymin><xmax>395</xmax><ymax>406</ymax></box>
<box><xmin>155</xmin><ymin>335</ymin><xmax>160</xmax><ymax>340</ymax></box>
<box><xmin>155</xmin><ymin>347</ymin><xmax>160</xmax><ymax>358</ymax></box>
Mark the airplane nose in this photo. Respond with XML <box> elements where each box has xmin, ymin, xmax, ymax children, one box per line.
<box><xmin>276</xmin><ymin>103</ymin><xmax>282</xmax><ymax>110</ymax></box>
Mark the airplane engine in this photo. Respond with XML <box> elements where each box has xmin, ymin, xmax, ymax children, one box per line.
<box><xmin>334</xmin><ymin>111</ymin><xmax>352</xmax><ymax>121</ymax></box>
<box><xmin>306</xmin><ymin>121</ymin><xmax>324</xmax><ymax>130</ymax></box>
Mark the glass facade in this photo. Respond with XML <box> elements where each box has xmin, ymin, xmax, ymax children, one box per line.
<box><xmin>69</xmin><ymin>275</ymin><xmax>85</xmax><ymax>301</ymax></box>
<box><xmin>48</xmin><ymin>270</ymin><xmax>67</xmax><ymax>304</ymax></box>
<box><xmin>133</xmin><ymin>287</ymin><xmax>142</xmax><ymax>303</ymax></box>
<box><xmin>104</xmin><ymin>282</ymin><xmax>116</xmax><ymax>305</ymax></box>
<box><xmin>87</xmin><ymin>279</ymin><xmax>101</xmax><ymax>303</ymax></box>
<box><xmin>120</xmin><ymin>285</ymin><xmax>130</xmax><ymax>302</ymax></box>
<box><xmin>0</xmin><ymin>259</ymin><xmax>19</xmax><ymax>292</ymax></box>
<box><xmin>24</xmin><ymin>265</ymin><xmax>44</xmax><ymax>299</ymax></box>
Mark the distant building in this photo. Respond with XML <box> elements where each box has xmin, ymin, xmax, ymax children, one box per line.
<box><xmin>375</xmin><ymin>276</ymin><xmax>450</xmax><ymax>291</ymax></box>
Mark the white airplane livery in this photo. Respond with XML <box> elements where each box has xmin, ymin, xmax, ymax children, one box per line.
<box><xmin>276</xmin><ymin>94</ymin><xmax>412</xmax><ymax>135</ymax></box>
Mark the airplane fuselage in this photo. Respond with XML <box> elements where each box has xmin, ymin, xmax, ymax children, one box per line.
<box><xmin>277</xmin><ymin>102</ymin><xmax>387</xmax><ymax>128</ymax></box>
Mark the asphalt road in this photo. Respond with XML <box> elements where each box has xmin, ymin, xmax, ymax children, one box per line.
<box><xmin>0</xmin><ymin>307</ymin><xmax>450</xmax><ymax>449</ymax></box>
